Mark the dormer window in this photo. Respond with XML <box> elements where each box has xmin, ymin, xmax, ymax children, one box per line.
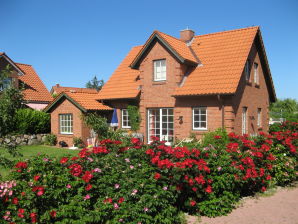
<box><xmin>154</xmin><ymin>59</ymin><xmax>166</xmax><ymax>81</ymax></box>
<box><xmin>245</xmin><ymin>60</ymin><xmax>250</xmax><ymax>81</ymax></box>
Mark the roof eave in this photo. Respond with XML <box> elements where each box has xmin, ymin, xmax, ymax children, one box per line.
<box><xmin>0</xmin><ymin>53</ymin><xmax>25</xmax><ymax>75</ymax></box>
<box><xmin>44</xmin><ymin>93</ymin><xmax>87</xmax><ymax>113</ymax></box>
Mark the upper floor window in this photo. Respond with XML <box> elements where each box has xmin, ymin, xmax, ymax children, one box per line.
<box><xmin>154</xmin><ymin>59</ymin><xmax>166</xmax><ymax>81</ymax></box>
<box><xmin>254</xmin><ymin>62</ymin><xmax>259</xmax><ymax>85</ymax></box>
<box><xmin>245</xmin><ymin>60</ymin><xmax>250</xmax><ymax>81</ymax></box>
<box><xmin>122</xmin><ymin>109</ymin><xmax>131</xmax><ymax>128</ymax></box>
<box><xmin>193</xmin><ymin>107</ymin><xmax>207</xmax><ymax>130</ymax></box>
<box><xmin>59</xmin><ymin>114</ymin><xmax>73</xmax><ymax>134</ymax></box>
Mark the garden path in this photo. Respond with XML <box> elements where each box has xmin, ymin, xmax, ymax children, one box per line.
<box><xmin>187</xmin><ymin>185</ymin><xmax>298</xmax><ymax>224</ymax></box>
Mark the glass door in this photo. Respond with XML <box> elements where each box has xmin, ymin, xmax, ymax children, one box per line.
<box><xmin>148</xmin><ymin>108</ymin><xmax>174</xmax><ymax>144</ymax></box>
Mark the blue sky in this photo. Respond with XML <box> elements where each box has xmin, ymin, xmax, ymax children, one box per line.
<box><xmin>1</xmin><ymin>0</ymin><xmax>297</xmax><ymax>100</ymax></box>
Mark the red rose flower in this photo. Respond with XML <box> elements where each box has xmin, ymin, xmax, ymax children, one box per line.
<box><xmin>154</xmin><ymin>173</ymin><xmax>161</xmax><ymax>180</ymax></box>
<box><xmin>118</xmin><ymin>197</ymin><xmax>124</xmax><ymax>204</ymax></box>
<box><xmin>82</xmin><ymin>171</ymin><xmax>93</xmax><ymax>183</ymax></box>
<box><xmin>205</xmin><ymin>185</ymin><xmax>212</xmax><ymax>193</ymax></box>
<box><xmin>261</xmin><ymin>186</ymin><xmax>266</xmax><ymax>192</ymax></box>
<box><xmin>34</xmin><ymin>175</ymin><xmax>40</xmax><ymax>181</ymax></box>
<box><xmin>104</xmin><ymin>198</ymin><xmax>113</xmax><ymax>203</ymax></box>
<box><xmin>50</xmin><ymin>210</ymin><xmax>56</xmax><ymax>218</ymax></box>
<box><xmin>190</xmin><ymin>200</ymin><xmax>196</xmax><ymax>206</ymax></box>
<box><xmin>30</xmin><ymin>212</ymin><xmax>37</xmax><ymax>223</ymax></box>
<box><xmin>85</xmin><ymin>184</ymin><xmax>92</xmax><ymax>191</ymax></box>
<box><xmin>12</xmin><ymin>197</ymin><xmax>18</xmax><ymax>205</ymax></box>
<box><xmin>60</xmin><ymin>157</ymin><xmax>69</xmax><ymax>164</ymax></box>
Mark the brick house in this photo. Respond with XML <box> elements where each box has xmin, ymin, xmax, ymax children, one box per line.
<box><xmin>98</xmin><ymin>26</ymin><xmax>276</xmax><ymax>144</ymax></box>
<box><xmin>0</xmin><ymin>52</ymin><xmax>53</xmax><ymax>110</ymax></box>
<box><xmin>44</xmin><ymin>89</ymin><xmax>112</xmax><ymax>146</ymax></box>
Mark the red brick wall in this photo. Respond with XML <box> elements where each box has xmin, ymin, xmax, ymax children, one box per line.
<box><xmin>137</xmin><ymin>41</ymin><xmax>224</xmax><ymax>142</ymax></box>
<box><xmin>50</xmin><ymin>99</ymin><xmax>91</xmax><ymax>146</ymax></box>
<box><xmin>232</xmin><ymin>43</ymin><xmax>270</xmax><ymax>135</ymax></box>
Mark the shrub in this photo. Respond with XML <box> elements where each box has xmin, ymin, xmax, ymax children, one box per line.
<box><xmin>127</xmin><ymin>105</ymin><xmax>141</xmax><ymax>132</ymax></box>
<box><xmin>83</xmin><ymin>113</ymin><xmax>110</xmax><ymax>139</ymax></box>
<box><xmin>15</xmin><ymin>108</ymin><xmax>50</xmax><ymax>134</ymax></box>
<box><xmin>73</xmin><ymin>137</ymin><xmax>85</xmax><ymax>148</ymax></box>
<box><xmin>1</xmin><ymin>122</ymin><xmax>297</xmax><ymax>221</ymax></box>
<box><xmin>44</xmin><ymin>134</ymin><xmax>57</xmax><ymax>146</ymax></box>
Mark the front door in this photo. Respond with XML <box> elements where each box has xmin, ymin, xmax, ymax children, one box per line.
<box><xmin>148</xmin><ymin>108</ymin><xmax>174</xmax><ymax>144</ymax></box>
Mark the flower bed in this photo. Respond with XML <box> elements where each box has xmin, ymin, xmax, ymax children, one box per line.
<box><xmin>1</xmin><ymin>122</ymin><xmax>297</xmax><ymax>223</ymax></box>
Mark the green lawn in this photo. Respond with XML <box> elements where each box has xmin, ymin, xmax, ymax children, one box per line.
<box><xmin>0</xmin><ymin>145</ymin><xmax>79</xmax><ymax>179</ymax></box>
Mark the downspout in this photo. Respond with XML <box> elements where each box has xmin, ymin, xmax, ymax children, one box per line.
<box><xmin>217</xmin><ymin>95</ymin><xmax>225</xmax><ymax>129</ymax></box>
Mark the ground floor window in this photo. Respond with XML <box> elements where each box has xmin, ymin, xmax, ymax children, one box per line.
<box><xmin>242</xmin><ymin>107</ymin><xmax>247</xmax><ymax>134</ymax></box>
<box><xmin>122</xmin><ymin>109</ymin><xmax>131</xmax><ymax>128</ymax></box>
<box><xmin>193</xmin><ymin>107</ymin><xmax>207</xmax><ymax>130</ymax></box>
<box><xmin>148</xmin><ymin>108</ymin><xmax>174</xmax><ymax>143</ymax></box>
<box><xmin>59</xmin><ymin>114</ymin><xmax>73</xmax><ymax>134</ymax></box>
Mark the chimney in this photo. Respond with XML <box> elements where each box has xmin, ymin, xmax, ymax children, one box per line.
<box><xmin>56</xmin><ymin>84</ymin><xmax>60</xmax><ymax>88</ymax></box>
<box><xmin>180</xmin><ymin>29</ymin><xmax>195</xmax><ymax>42</ymax></box>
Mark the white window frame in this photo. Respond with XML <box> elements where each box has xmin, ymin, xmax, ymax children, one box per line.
<box><xmin>257</xmin><ymin>108</ymin><xmax>262</xmax><ymax>127</ymax></box>
<box><xmin>242</xmin><ymin>107</ymin><xmax>247</xmax><ymax>135</ymax></box>
<box><xmin>153</xmin><ymin>59</ymin><xmax>166</xmax><ymax>81</ymax></box>
<box><xmin>59</xmin><ymin>114</ymin><xmax>73</xmax><ymax>134</ymax></box>
<box><xmin>245</xmin><ymin>60</ymin><xmax>250</xmax><ymax>81</ymax></box>
<box><xmin>121</xmin><ymin>109</ymin><xmax>131</xmax><ymax>129</ymax></box>
<box><xmin>254</xmin><ymin>62</ymin><xmax>259</xmax><ymax>85</ymax></box>
<box><xmin>147</xmin><ymin>108</ymin><xmax>174</xmax><ymax>144</ymax></box>
<box><xmin>193</xmin><ymin>107</ymin><xmax>208</xmax><ymax>130</ymax></box>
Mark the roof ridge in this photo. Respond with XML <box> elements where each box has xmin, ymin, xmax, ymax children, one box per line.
<box><xmin>15</xmin><ymin>62</ymin><xmax>32</xmax><ymax>66</ymax></box>
<box><xmin>195</xmin><ymin>26</ymin><xmax>259</xmax><ymax>38</ymax></box>
<box><xmin>156</xmin><ymin>30</ymin><xmax>185</xmax><ymax>43</ymax></box>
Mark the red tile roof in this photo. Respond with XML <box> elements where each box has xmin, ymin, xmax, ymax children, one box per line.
<box><xmin>15</xmin><ymin>63</ymin><xmax>53</xmax><ymax>103</ymax></box>
<box><xmin>51</xmin><ymin>85</ymin><xmax>98</xmax><ymax>95</ymax></box>
<box><xmin>99</xmin><ymin>26</ymin><xmax>275</xmax><ymax>100</ymax></box>
<box><xmin>98</xmin><ymin>46</ymin><xmax>142</xmax><ymax>100</ymax></box>
<box><xmin>45</xmin><ymin>91</ymin><xmax>112</xmax><ymax>112</ymax></box>
<box><xmin>174</xmin><ymin>27</ymin><xmax>258</xmax><ymax>96</ymax></box>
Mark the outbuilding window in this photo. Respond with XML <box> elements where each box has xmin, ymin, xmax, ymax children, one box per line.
<box><xmin>59</xmin><ymin>114</ymin><xmax>73</xmax><ymax>134</ymax></box>
<box><xmin>154</xmin><ymin>59</ymin><xmax>166</xmax><ymax>81</ymax></box>
<box><xmin>193</xmin><ymin>107</ymin><xmax>207</xmax><ymax>130</ymax></box>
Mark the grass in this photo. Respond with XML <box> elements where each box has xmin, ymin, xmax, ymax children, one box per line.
<box><xmin>0</xmin><ymin>144</ymin><xmax>79</xmax><ymax>179</ymax></box>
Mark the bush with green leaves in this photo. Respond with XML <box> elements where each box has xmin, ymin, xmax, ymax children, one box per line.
<box><xmin>1</xmin><ymin>122</ymin><xmax>297</xmax><ymax>222</ymax></box>
<box><xmin>73</xmin><ymin>137</ymin><xmax>85</xmax><ymax>148</ymax></box>
<box><xmin>44</xmin><ymin>134</ymin><xmax>57</xmax><ymax>146</ymax></box>
<box><xmin>15</xmin><ymin>108</ymin><xmax>50</xmax><ymax>134</ymax></box>
<box><xmin>127</xmin><ymin>105</ymin><xmax>141</xmax><ymax>132</ymax></box>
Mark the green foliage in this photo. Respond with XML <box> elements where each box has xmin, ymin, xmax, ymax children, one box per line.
<box><xmin>270</xmin><ymin>98</ymin><xmax>298</xmax><ymax>122</ymax></box>
<box><xmin>83</xmin><ymin>113</ymin><xmax>110</xmax><ymax>139</ymax></box>
<box><xmin>201</xmin><ymin>128</ymin><xmax>229</xmax><ymax>147</ymax></box>
<box><xmin>0</xmin><ymin>66</ymin><xmax>24</xmax><ymax>136</ymax></box>
<box><xmin>85</xmin><ymin>75</ymin><xmax>104</xmax><ymax>91</ymax></box>
<box><xmin>1</xmin><ymin>121</ymin><xmax>297</xmax><ymax>221</ymax></box>
<box><xmin>15</xmin><ymin>108</ymin><xmax>50</xmax><ymax>134</ymax></box>
<box><xmin>127</xmin><ymin>105</ymin><xmax>141</xmax><ymax>132</ymax></box>
<box><xmin>73</xmin><ymin>137</ymin><xmax>85</xmax><ymax>148</ymax></box>
<box><xmin>44</xmin><ymin>134</ymin><xmax>57</xmax><ymax>146</ymax></box>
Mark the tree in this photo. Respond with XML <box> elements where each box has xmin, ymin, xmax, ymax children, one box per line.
<box><xmin>270</xmin><ymin>98</ymin><xmax>298</xmax><ymax>122</ymax></box>
<box><xmin>85</xmin><ymin>75</ymin><xmax>104</xmax><ymax>91</ymax></box>
<box><xmin>0</xmin><ymin>67</ymin><xmax>24</xmax><ymax>136</ymax></box>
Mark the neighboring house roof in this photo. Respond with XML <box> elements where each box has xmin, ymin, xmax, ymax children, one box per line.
<box><xmin>98</xmin><ymin>26</ymin><xmax>276</xmax><ymax>102</ymax></box>
<box><xmin>98</xmin><ymin>45</ymin><xmax>143</xmax><ymax>100</ymax></box>
<box><xmin>15</xmin><ymin>63</ymin><xmax>53</xmax><ymax>103</ymax></box>
<box><xmin>51</xmin><ymin>84</ymin><xmax>98</xmax><ymax>95</ymax></box>
<box><xmin>44</xmin><ymin>91</ymin><xmax>112</xmax><ymax>113</ymax></box>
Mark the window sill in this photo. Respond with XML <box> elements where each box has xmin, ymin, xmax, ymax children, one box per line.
<box><xmin>193</xmin><ymin>128</ymin><xmax>208</xmax><ymax>131</ymax></box>
<box><xmin>122</xmin><ymin>127</ymin><xmax>131</xmax><ymax>129</ymax></box>
<box><xmin>152</xmin><ymin>81</ymin><xmax>166</xmax><ymax>85</ymax></box>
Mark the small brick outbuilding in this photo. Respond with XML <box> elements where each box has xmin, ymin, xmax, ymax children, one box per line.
<box><xmin>44</xmin><ymin>89</ymin><xmax>112</xmax><ymax>147</ymax></box>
